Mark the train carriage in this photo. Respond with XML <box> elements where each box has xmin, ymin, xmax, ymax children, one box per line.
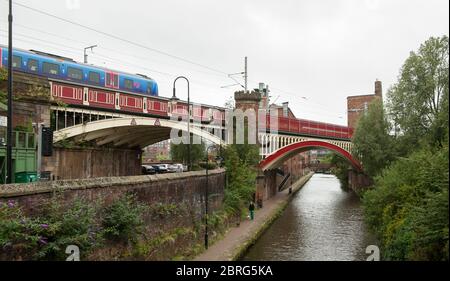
<box><xmin>0</xmin><ymin>45</ymin><xmax>159</xmax><ymax>97</ymax></box>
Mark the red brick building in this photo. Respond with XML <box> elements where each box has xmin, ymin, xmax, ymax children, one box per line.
<box><xmin>347</xmin><ymin>80</ymin><xmax>383</xmax><ymax>128</ymax></box>
<box><xmin>142</xmin><ymin>140</ymin><xmax>171</xmax><ymax>163</ymax></box>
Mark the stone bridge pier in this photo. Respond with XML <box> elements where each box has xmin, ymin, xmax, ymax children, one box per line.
<box><xmin>348</xmin><ymin>169</ymin><xmax>373</xmax><ymax>193</ymax></box>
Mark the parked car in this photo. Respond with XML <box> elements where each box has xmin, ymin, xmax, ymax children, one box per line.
<box><xmin>142</xmin><ymin>165</ymin><xmax>156</xmax><ymax>175</ymax></box>
<box><xmin>168</xmin><ymin>163</ymin><xmax>184</xmax><ymax>173</ymax></box>
<box><xmin>152</xmin><ymin>164</ymin><xmax>168</xmax><ymax>174</ymax></box>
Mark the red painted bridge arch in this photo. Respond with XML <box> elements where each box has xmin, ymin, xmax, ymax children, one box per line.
<box><xmin>259</xmin><ymin>140</ymin><xmax>363</xmax><ymax>172</ymax></box>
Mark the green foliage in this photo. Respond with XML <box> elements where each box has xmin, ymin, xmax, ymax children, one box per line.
<box><xmin>102</xmin><ymin>194</ymin><xmax>147</xmax><ymax>242</ymax></box>
<box><xmin>149</xmin><ymin>203</ymin><xmax>180</xmax><ymax>218</ymax></box>
<box><xmin>156</xmin><ymin>153</ymin><xmax>170</xmax><ymax>161</ymax></box>
<box><xmin>170</xmin><ymin>138</ymin><xmax>206</xmax><ymax>167</ymax></box>
<box><xmin>0</xmin><ymin>68</ymin><xmax>7</xmax><ymax>80</ymax></box>
<box><xmin>0</xmin><ymin>90</ymin><xmax>6</xmax><ymax>104</ymax></box>
<box><xmin>14</xmin><ymin>118</ymin><xmax>34</xmax><ymax>133</ymax></box>
<box><xmin>134</xmin><ymin>227</ymin><xmax>195</xmax><ymax>258</ymax></box>
<box><xmin>362</xmin><ymin>145</ymin><xmax>449</xmax><ymax>260</ymax></box>
<box><xmin>0</xmin><ymin>201</ymin><xmax>41</xmax><ymax>256</ymax></box>
<box><xmin>54</xmin><ymin>98</ymin><xmax>68</xmax><ymax>108</ymax></box>
<box><xmin>387</xmin><ymin>35</ymin><xmax>449</xmax><ymax>153</ymax></box>
<box><xmin>0</xmin><ymin>197</ymin><xmax>102</xmax><ymax>260</ymax></box>
<box><xmin>329</xmin><ymin>153</ymin><xmax>351</xmax><ymax>192</ymax></box>
<box><xmin>356</xmin><ymin>36</ymin><xmax>449</xmax><ymax>261</ymax></box>
<box><xmin>352</xmin><ymin>99</ymin><xmax>395</xmax><ymax>177</ymax></box>
<box><xmin>222</xmin><ymin>144</ymin><xmax>258</xmax><ymax>216</ymax></box>
<box><xmin>34</xmin><ymin>198</ymin><xmax>103</xmax><ymax>260</ymax></box>
<box><xmin>198</xmin><ymin>161</ymin><xmax>217</xmax><ymax>170</ymax></box>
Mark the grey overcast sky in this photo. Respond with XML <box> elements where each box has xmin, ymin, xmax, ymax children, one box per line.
<box><xmin>0</xmin><ymin>0</ymin><xmax>448</xmax><ymax>125</ymax></box>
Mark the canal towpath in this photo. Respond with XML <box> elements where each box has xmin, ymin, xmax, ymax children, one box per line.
<box><xmin>193</xmin><ymin>172</ymin><xmax>314</xmax><ymax>261</ymax></box>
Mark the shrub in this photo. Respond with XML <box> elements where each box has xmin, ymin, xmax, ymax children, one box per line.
<box><xmin>102</xmin><ymin>194</ymin><xmax>147</xmax><ymax>242</ymax></box>
<box><xmin>0</xmin><ymin>200</ymin><xmax>41</xmax><ymax>259</ymax></box>
<box><xmin>0</xmin><ymin>197</ymin><xmax>102</xmax><ymax>260</ymax></box>
<box><xmin>149</xmin><ymin>203</ymin><xmax>179</xmax><ymax>218</ymax></box>
<box><xmin>198</xmin><ymin>161</ymin><xmax>217</xmax><ymax>170</ymax></box>
<box><xmin>362</xmin><ymin>145</ymin><xmax>449</xmax><ymax>260</ymax></box>
<box><xmin>34</xmin><ymin>198</ymin><xmax>103</xmax><ymax>260</ymax></box>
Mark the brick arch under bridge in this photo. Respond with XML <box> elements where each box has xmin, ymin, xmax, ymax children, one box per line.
<box><xmin>53</xmin><ymin>116</ymin><xmax>225</xmax><ymax>149</ymax></box>
<box><xmin>259</xmin><ymin>140</ymin><xmax>363</xmax><ymax>172</ymax></box>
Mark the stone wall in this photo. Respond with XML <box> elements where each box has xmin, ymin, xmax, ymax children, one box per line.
<box><xmin>0</xmin><ymin>71</ymin><xmax>52</xmax><ymax>129</ymax></box>
<box><xmin>0</xmin><ymin>169</ymin><xmax>226</xmax><ymax>260</ymax></box>
<box><xmin>41</xmin><ymin>146</ymin><xmax>142</xmax><ymax>180</ymax></box>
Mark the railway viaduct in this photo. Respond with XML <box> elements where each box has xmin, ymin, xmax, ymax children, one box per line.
<box><xmin>0</xmin><ymin>70</ymin><xmax>371</xmax><ymax>193</ymax></box>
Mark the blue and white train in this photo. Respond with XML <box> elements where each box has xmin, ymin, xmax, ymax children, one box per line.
<box><xmin>0</xmin><ymin>45</ymin><xmax>158</xmax><ymax>96</ymax></box>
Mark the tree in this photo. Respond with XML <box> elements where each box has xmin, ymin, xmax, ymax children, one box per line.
<box><xmin>388</xmin><ymin>36</ymin><xmax>449</xmax><ymax>153</ymax></box>
<box><xmin>361</xmin><ymin>36</ymin><xmax>450</xmax><ymax>261</ymax></box>
<box><xmin>222</xmin><ymin>144</ymin><xmax>257</xmax><ymax>216</ymax></box>
<box><xmin>362</xmin><ymin>145</ymin><xmax>449</xmax><ymax>260</ymax></box>
<box><xmin>352</xmin><ymin>99</ymin><xmax>394</xmax><ymax>177</ymax></box>
<box><xmin>329</xmin><ymin>153</ymin><xmax>351</xmax><ymax>192</ymax></box>
<box><xmin>170</xmin><ymin>138</ymin><xmax>205</xmax><ymax>169</ymax></box>
<box><xmin>224</xmin><ymin>96</ymin><xmax>235</xmax><ymax>110</ymax></box>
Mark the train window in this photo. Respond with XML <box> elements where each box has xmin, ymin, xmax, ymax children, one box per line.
<box><xmin>42</xmin><ymin>62</ymin><xmax>60</xmax><ymax>75</ymax></box>
<box><xmin>67</xmin><ymin>67</ymin><xmax>83</xmax><ymax>80</ymax></box>
<box><xmin>89</xmin><ymin>71</ymin><xmax>100</xmax><ymax>84</ymax></box>
<box><xmin>106</xmin><ymin>72</ymin><xmax>119</xmax><ymax>88</ymax></box>
<box><xmin>12</xmin><ymin>55</ymin><xmax>22</xmax><ymax>68</ymax></box>
<box><xmin>106</xmin><ymin>73</ymin><xmax>112</xmax><ymax>85</ymax></box>
<box><xmin>27</xmin><ymin>59</ymin><xmax>38</xmax><ymax>72</ymax></box>
<box><xmin>147</xmin><ymin>82</ymin><xmax>152</xmax><ymax>94</ymax></box>
<box><xmin>124</xmin><ymin>79</ymin><xmax>133</xmax><ymax>90</ymax></box>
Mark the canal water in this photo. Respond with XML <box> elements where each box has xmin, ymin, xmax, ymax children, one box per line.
<box><xmin>242</xmin><ymin>173</ymin><xmax>376</xmax><ymax>261</ymax></box>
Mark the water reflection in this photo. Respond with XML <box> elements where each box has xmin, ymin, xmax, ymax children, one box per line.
<box><xmin>242</xmin><ymin>174</ymin><xmax>376</xmax><ymax>261</ymax></box>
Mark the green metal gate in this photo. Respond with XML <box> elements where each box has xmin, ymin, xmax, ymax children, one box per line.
<box><xmin>0</xmin><ymin>131</ymin><xmax>37</xmax><ymax>184</ymax></box>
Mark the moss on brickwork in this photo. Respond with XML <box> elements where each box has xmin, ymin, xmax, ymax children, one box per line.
<box><xmin>0</xmin><ymin>68</ymin><xmax>6</xmax><ymax>81</ymax></box>
<box><xmin>0</xmin><ymin>71</ymin><xmax>51</xmax><ymax>103</ymax></box>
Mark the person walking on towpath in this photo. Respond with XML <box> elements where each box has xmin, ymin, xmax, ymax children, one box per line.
<box><xmin>248</xmin><ymin>201</ymin><xmax>255</xmax><ymax>220</ymax></box>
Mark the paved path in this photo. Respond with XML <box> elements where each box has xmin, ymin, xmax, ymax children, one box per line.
<box><xmin>193</xmin><ymin>172</ymin><xmax>314</xmax><ymax>261</ymax></box>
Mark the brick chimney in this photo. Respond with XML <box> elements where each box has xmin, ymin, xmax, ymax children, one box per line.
<box><xmin>282</xmin><ymin>102</ymin><xmax>289</xmax><ymax>117</ymax></box>
<box><xmin>375</xmin><ymin>80</ymin><xmax>382</xmax><ymax>98</ymax></box>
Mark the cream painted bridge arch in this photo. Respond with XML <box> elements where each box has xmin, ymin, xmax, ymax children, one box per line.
<box><xmin>54</xmin><ymin>116</ymin><xmax>224</xmax><ymax>149</ymax></box>
<box><xmin>259</xmin><ymin>133</ymin><xmax>362</xmax><ymax>172</ymax></box>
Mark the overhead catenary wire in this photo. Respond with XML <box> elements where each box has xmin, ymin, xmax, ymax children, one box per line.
<box><xmin>0</xmin><ymin>32</ymin><xmax>233</xmax><ymax>98</ymax></box>
<box><xmin>0</xmin><ymin>32</ymin><xmax>345</xmax><ymax>121</ymax></box>
<box><xmin>7</xmin><ymin>0</ymin><xmax>230</xmax><ymax>76</ymax></box>
<box><xmin>0</xmin><ymin>3</ymin><xmax>347</xmax><ymax>121</ymax></box>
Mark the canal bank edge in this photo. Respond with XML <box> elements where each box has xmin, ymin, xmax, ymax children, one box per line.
<box><xmin>232</xmin><ymin>172</ymin><xmax>315</xmax><ymax>261</ymax></box>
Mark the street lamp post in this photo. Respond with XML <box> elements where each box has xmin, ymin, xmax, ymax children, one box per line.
<box><xmin>6</xmin><ymin>0</ymin><xmax>13</xmax><ymax>184</ymax></box>
<box><xmin>204</xmin><ymin>145</ymin><xmax>215</xmax><ymax>249</ymax></box>
<box><xmin>172</xmin><ymin>76</ymin><xmax>191</xmax><ymax>171</ymax></box>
